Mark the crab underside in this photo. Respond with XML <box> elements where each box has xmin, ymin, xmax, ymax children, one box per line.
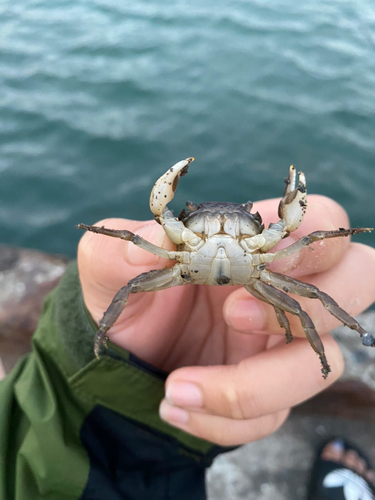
<box><xmin>77</xmin><ymin>158</ymin><xmax>374</xmax><ymax>378</ymax></box>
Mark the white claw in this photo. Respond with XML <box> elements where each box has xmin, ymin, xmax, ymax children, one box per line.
<box><xmin>149</xmin><ymin>157</ymin><xmax>195</xmax><ymax>216</ymax></box>
<box><xmin>278</xmin><ymin>165</ymin><xmax>307</xmax><ymax>233</ymax></box>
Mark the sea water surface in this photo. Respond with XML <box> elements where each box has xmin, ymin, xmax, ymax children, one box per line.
<box><xmin>1</xmin><ymin>0</ymin><xmax>375</xmax><ymax>256</ymax></box>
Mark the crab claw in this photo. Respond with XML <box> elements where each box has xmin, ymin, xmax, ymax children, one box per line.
<box><xmin>278</xmin><ymin>165</ymin><xmax>307</xmax><ymax>233</ymax></box>
<box><xmin>149</xmin><ymin>157</ymin><xmax>195</xmax><ymax>216</ymax></box>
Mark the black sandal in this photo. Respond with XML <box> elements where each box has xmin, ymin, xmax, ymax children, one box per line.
<box><xmin>307</xmin><ymin>438</ymin><xmax>375</xmax><ymax>500</ymax></box>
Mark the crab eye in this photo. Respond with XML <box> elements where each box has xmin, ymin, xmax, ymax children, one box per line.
<box><xmin>242</xmin><ymin>201</ymin><xmax>253</xmax><ymax>213</ymax></box>
<box><xmin>186</xmin><ymin>201</ymin><xmax>198</xmax><ymax>211</ymax></box>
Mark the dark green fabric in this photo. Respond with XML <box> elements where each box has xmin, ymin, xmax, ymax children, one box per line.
<box><xmin>0</xmin><ymin>262</ymin><xmax>218</xmax><ymax>499</ymax></box>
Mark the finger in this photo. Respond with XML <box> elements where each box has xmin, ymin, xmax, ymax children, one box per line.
<box><xmin>254</xmin><ymin>194</ymin><xmax>353</xmax><ymax>278</ymax></box>
<box><xmin>163</xmin><ymin>334</ymin><xmax>343</xmax><ymax>422</ymax></box>
<box><xmin>225</xmin><ymin>242</ymin><xmax>375</xmax><ymax>337</ymax></box>
<box><xmin>159</xmin><ymin>401</ymin><xmax>289</xmax><ymax>446</ymax></box>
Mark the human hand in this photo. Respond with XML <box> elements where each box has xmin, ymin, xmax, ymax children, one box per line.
<box><xmin>77</xmin><ymin>195</ymin><xmax>375</xmax><ymax>446</ymax></box>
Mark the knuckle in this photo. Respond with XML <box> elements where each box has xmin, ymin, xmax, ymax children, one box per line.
<box><xmin>221</xmin><ymin>383</ymin><xmax>246</xmax><ymax>420</ymax></box>
<box><xmin>220</xmin><ymin>366</ymin><xmax>260</xmax><ymax>420</ymax></box>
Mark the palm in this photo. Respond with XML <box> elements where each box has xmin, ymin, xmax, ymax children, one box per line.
<box><xmin>115</xmin><ymin>284</ymin><xmax>268</xmax><ymax>372</ymax></box>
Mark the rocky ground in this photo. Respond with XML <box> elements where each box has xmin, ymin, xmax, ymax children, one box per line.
<box><xmin>0</xmin><ymin>244</ymin><xmax>374</xmax><ymax>500</ymax></box>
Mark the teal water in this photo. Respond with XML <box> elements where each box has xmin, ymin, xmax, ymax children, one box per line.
<box><xmin>1</xmin><ymin>0</ymin><xmax>375</xmax><ymax>257</ymax></box>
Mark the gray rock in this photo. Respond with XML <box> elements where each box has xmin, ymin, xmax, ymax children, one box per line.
<box><xmin>0</xmin><ymin>244</ymin><xmax>69</xmax><ymax>372</ymax></box>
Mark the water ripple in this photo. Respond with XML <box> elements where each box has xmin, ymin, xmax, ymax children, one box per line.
<box><xmin>1</xmin><ymin>0</ymin><xmax>375</xmax><ymax>255</ymax></box>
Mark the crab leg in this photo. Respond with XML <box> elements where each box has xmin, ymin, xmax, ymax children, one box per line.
<box><xmin>259</xmin><ymin>269</ymin><xmax>375</xmax><ymax>347</ymax></box>
<box><xmin>77</xmin><ymin>223</ymin><xmax>182</xmax><ymax>261</ymax></box>
<box><xmin>254</xmin><ymin>227</ymin><xmax>372</xmax><ymax>266</ymax></box>
<box><xmin>93</xmin><ymin>266</ymin><xmax>186</xmax><ymax>358</ymax></box>
<box><xmin>246</xmin><ymin>286</ymin><xmax>294</xmax><ymax>344</ymax></box>
<box><xmin>246</xmin><ymin>281</ymin><xmax>331</xmax><ymax>378</ymax></box>
<box><xmin>274</xmin><ymin>227</ymin><xmax>372</xmax><ymax>261</ymax></box>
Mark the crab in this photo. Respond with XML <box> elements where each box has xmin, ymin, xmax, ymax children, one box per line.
<box><xmin>77</xmin><ymin>157</ymin><xmax>374</xmax><ymax>378</ymax></box>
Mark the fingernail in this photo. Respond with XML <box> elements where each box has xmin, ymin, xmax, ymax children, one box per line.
<box><xmin>225</xmin><ymin>300</ymin><xmax>267</xmax><ymax>332</ymax></box>
<box><xmin>159</xmin><ymin>399</ymin><xmax>189</xmax><ymax>424</ymax></box>
<box><xmin>125</xmin><ymin>224</ymin><xmax>165</xmax><ymax>266</ymax></box>
<box><xmin>166</xmin><ymin>381</ymin><xmax>203</xmax><ymax>408</ymax></box>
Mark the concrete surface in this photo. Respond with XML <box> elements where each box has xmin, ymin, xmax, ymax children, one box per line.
<box><xmin>0</xmin><ymin>244</ymin><xmax>68</xmax><ymax>372</ymax></box>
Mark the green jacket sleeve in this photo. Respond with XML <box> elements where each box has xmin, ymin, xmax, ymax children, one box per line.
<box><xmin>0</xmin><ymin>262</ymin><xmax>228</xmax><ymax>500</ymax></box>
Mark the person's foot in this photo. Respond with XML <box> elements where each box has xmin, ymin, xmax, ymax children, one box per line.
<box><xmin>307</xmin><ymin>438</ymin><xmax>375</xmax><ymax>500</ymax></box>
